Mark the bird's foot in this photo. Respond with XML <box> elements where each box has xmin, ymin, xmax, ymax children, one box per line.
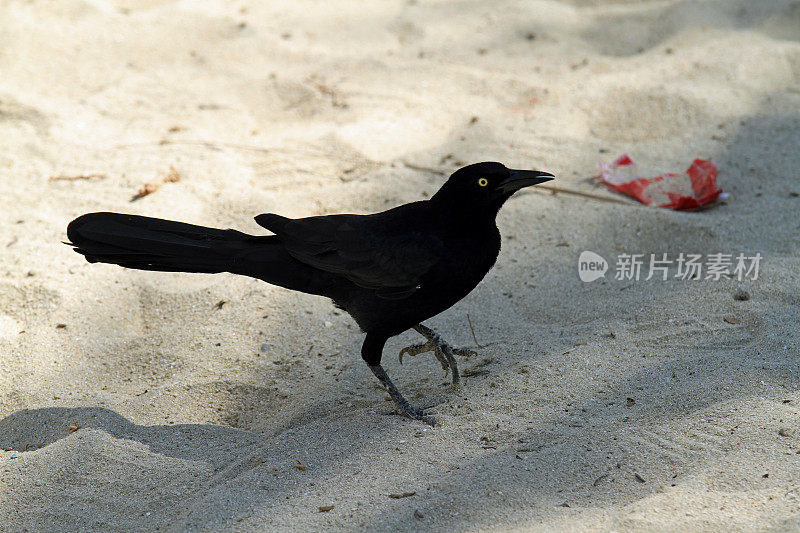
<box><xmin>369</xmin><ymin>364</ymin><xmax>435</xmax><ymax>425</ymax></box>
<box><xmin>398</xmin><ymin>324</ymin><xmax>476</xmax><ymax>385</ymax></box>
<box><xmin>399</xmin><ymin>340</ymin><xmax>450</xmax><ymax>370</ymax></box>
<box><xmin>391</xmin><ymin>400</ymin><xmax>436</xmax><ymax>426</ymax></box>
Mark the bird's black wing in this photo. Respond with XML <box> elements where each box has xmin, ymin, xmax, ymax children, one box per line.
<box><xmin>255</xmin><ymin>213</ymin><xmax>442</xmax><ymax>299</ymax></box>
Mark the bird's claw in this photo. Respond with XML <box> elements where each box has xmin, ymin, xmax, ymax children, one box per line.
<box><xmin>451</xmin><ymin>347</ymin><xmax>477</xmax><ymax>358</ymax></box>
<box><xmin>398</xmin><ymin>330</ymin><xmax>474</xmax><ymax>386</ymax></box>
<box><xmin>399</xmin><ymin>341</ymin><xmax>450</xmax><ymax>373</ymax></box>
<box><xmin>393</xmin><ymin>403</ymin><xmax>436</xmax><ymax>426</ymax></box>
<box><xmin>370</xmin><ymin>364</ymin><xmax>436</xmax><ymax>426</ymax></box>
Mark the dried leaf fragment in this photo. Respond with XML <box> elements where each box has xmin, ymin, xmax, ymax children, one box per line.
<box><xmin>131</xmin><ymin>166</ymin><xmax>181</xmax><ymax>201</ymax></box>
<box><xmin>388</xmin><ymin>491</ymin><xmax>416</xmax><ymax>499</ymax></box>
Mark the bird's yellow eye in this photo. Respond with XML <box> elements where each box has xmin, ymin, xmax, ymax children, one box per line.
<box><xmin>477</xmin><ymin>178</ymin><xmax>489</xmax><ymax>187</ymax></box>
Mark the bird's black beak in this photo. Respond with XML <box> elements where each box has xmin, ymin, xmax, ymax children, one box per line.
<box><xmin>497</xmin><ymin>169</ymin><xmax>555</xmax><ymax>194</ymax></box>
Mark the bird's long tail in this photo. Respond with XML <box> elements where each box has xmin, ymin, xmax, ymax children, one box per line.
<box><xmin>67</xmin><ymin>212</ymin><xmax>277</xmax><ymax>277</ymax></box>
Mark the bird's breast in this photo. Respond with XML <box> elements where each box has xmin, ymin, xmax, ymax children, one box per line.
<box><xmin>425</xmin><ymin>228</ymin><xmax>501</xmax><ymax>294</ymax></box>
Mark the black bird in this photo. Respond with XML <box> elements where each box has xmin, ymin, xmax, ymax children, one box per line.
<box><xmin>66</xmin><ymin>162</ymin><xmax>553</xmax><ymax>423</ymax></box>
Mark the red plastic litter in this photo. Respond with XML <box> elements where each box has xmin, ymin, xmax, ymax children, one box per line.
<box><xmin>600</xmin><ymin>154</ymin><xmax>723</xmax><ymax>210</ymax></box>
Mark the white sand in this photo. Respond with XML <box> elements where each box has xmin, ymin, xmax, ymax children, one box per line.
<box><xmin>1</xmin><ymin>0</ymin><xmax>799</xmax><ymax>531</ymax></box>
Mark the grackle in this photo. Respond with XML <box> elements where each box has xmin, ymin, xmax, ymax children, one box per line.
<box><xmin>66</xmin><ymin>162</ymin><xmax>553</xmax><ymax>424</ymax></box>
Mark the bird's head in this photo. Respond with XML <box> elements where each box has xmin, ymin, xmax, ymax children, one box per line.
<box><xmin>431</xmin><ymin>162</ymin><xmax>554</xmax><ymax>216</ymax></box>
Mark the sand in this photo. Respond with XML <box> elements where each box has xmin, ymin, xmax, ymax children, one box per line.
<box><xmin>1</xmin><ymin>0</ymin><xmax>799</xmax><ymax>531</ymax></box>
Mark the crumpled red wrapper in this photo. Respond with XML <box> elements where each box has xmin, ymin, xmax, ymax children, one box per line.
<box><xmin>600</xmin><ymin>154</ymin><xmax>724</xmax><ymax>210</ymax></box>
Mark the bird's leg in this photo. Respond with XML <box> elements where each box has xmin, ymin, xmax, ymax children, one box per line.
<box><xmin>398</xmin><ymin>324</ymin><xmax>476</xmax><ymax>385</ymax></box>
<box><xmin>362</xmin><ymin>334</ymin><xmax>434</xmax><ymax>425</ymax></box>
<box><xmin>369</xmin><ymin>364</ymin><xmax>435</xmax><ymax>426</ymax></box>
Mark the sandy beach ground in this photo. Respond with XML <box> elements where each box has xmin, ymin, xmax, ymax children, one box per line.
<box><xmin>1</xmin><ymin>1</ymin><xmax>799</xmax><ymax>531</ymax></box>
